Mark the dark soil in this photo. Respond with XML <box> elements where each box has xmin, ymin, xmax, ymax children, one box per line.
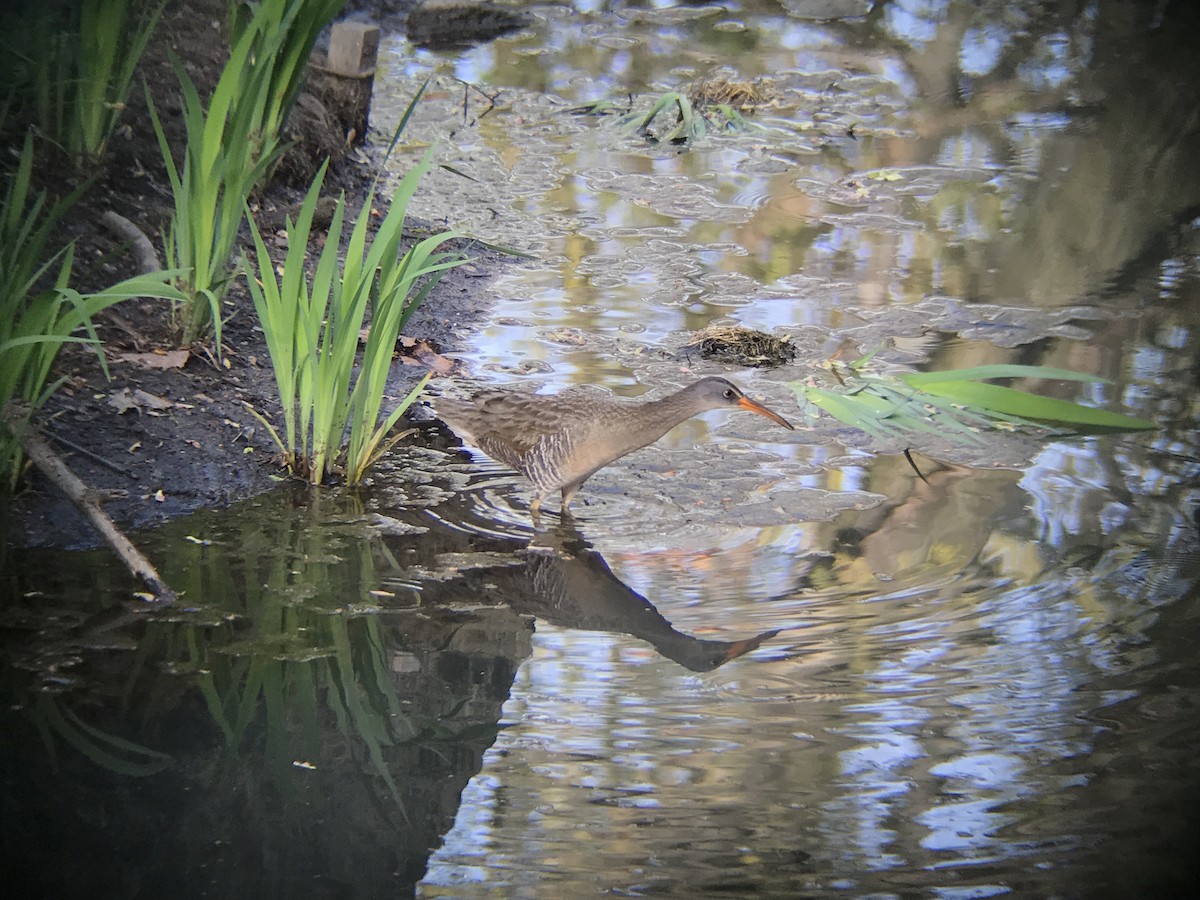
<box><xmin>4</xmin><ymin>0</ymin><xmax>502</xmax><ymax>549</ymax></box>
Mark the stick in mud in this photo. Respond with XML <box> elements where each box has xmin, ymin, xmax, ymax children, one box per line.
<box><xmin>4</xmin><ymin>404</ymin><xmax>177</xmax><ymax>603</ymax></box>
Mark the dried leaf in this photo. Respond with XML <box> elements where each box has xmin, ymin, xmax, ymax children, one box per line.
<box><xmin>108</xmin><ymin>387</ymin><xmax>177</xmax><ymax>415</ymax></box>
<box><xmin>116</xmin><ymin>349</ymin><xmax>190</xmax><ymax>369</ymax></box>
<box><xmin>412</xmin><ymin>340</ymin><xmax>458</xmax><ymax>375</ymax></box>
<box><xmin>396</xmin><ymin>336</ymin><xmax>462</xmax><ymax>375</ymax></box>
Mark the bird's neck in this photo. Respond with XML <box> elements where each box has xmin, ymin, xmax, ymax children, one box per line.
<box><xmin>564</xmin><ymin>388</ymin><xmax>706</xmax><ymax>483</ymax></box>
<box><xmin>621</xmin><ymin>389</ymin><xmax>705</xmax><ymax>445</ymax></box>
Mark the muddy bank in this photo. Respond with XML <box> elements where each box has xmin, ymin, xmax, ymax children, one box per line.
<box><xmin>3</xmin><ymin>0</ymin><xmax>504</xmax><ymax>549</ymax></box>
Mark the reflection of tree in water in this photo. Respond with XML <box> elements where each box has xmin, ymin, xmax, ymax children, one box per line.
<box><xmin>850</xmin><ymin>0</ymin><xmax>1200</xmax><ymax>303</ymax></box>
<box><xmin>0</xmin><ymin>491</ymin><xmax>780</xmax><ymax>895</ymax></box>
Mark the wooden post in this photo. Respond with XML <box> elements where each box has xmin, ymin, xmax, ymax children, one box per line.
<box><xmin>310</xmin><ymin>21</ymin><xmax>380</xmax><ymax>146</ymax></box>
<box><xmin>327</xmin><ymin>21</ymin><xmax>379</xmax><ymax>76</ymax></box>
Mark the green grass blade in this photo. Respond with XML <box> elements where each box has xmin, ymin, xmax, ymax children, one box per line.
<box><xmin>376</xmin><ymin>75</ymin><xmax>432</xmax><ymax>178</ymax></box>
<box><xmin>797</xmin><ymin>385</ymin><xmax>904</xmax><ymax>442</ymax></box>
<box><xmin>900</xmin><ymin>365</ymin><xmax>1107</xmax><ymax>386</ymax></box>
<box><xmin>911</xmin><ymin>380</ymin><xmax>1157</xmax><ymax>431</ymax></box>
<box><xmin>633</xmin><ymin>92</ymin><xmax>678</xmax><ymax>132</ymax></box>
<box><xmin>354</xmin><ymin>371</ymin><xmax>431</xmax><ymax>481</ymax></box>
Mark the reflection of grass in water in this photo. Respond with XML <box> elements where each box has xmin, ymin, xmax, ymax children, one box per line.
<box><xmin>177</xmin><ymin>617</ymin><xmax>411</xmax><ymax>819</ymax></box>
<box><xmin>33</xmin><ymin>693</ymin><xmax>172</xmax><ymax>777</ymax></box>
<box><xmin>17</xmin><ymin>486</ymin><xmax>482</xmax><ymax>837</ymax></box>
<box><xmin>146</xmin><ymin>490</ymin><xmax>417</xmax><ymax>817</ymax></box>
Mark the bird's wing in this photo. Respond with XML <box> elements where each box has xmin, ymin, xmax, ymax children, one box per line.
<box><xmin>474</xmin><ymin>431</ymin><xmax>538</xmax><ymax>474</ymax></box>
<box><xmin>441</xmin><ymin>391</ymin><xmax>560</xmax><ymax>470</ymax></box>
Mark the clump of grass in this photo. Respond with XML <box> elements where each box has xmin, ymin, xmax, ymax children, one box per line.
<box><xmin>1</xmin><ymin>133</ymin><xmax>87</xmax><ymax>487</ymax></box>
<box><xmin>624</xmin><ymin>91</ymin><xmax>707</xmax><ymax>143</ymax></box>
<box><xmin>0</xmin><ymin>134</ymin><xmax>184</xmax><ymax>490</ymax></box>
<box><xmin>243</xmin><ymin>137</ymin><xmax>466</xmax><ymax>485</ymax></box>
<box><xmin>573</xmin><ymin>88</ymin><xmax>758</xmax><ymax>144</ymax></box>
<box><xmin>148</xmin><ymin>20</ymin><xmax>278</xmax><ymax>346</ymax></box>
<box><xmin>228</xmin><ymin>0</ymin><xmax>347</xmax><ymax>169</ymax></box>
<box><xmin>150</xmin><ymin>0</ymin><xmax>346</xmax><ymax>346</ymax></box>
<box><xmin>1</xmin><ymin>0</ymin><xmax>163</xmax><ymax>167</ymax></box>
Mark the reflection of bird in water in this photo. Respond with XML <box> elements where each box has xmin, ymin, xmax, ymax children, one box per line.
<box><xmin>434</xmin><ymin>377</ymin><xmax>794</xmax><ymax>520</ymax></box>
<box><xmin>514</xmin><ymin>527</ymin><xmax>780</xmax><ymax>672</ymax></box>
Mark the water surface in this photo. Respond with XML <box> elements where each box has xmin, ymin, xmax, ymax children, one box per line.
<box><xmin>4</xmin><ymin>1</ymin><xmax>1200</xmax><ymax>896</ymax></box>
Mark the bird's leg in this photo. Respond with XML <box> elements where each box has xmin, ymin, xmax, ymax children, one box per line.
<box><xmin>530</xmin><ymin>494</ymin><xmax>543</xmax><ymax>527</ymax></box>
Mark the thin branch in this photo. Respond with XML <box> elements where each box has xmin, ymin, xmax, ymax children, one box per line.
<box><xmin>4</xmin><ymin>404</ymin><xmax>176</xmax><ymax>602</ymax></box>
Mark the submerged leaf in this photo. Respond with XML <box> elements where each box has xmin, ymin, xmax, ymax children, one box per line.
<box><xmin>798</xmin><ymin>385</ymin><xmax>906</xmax><ymax>442</ymax></box>
<box><xmin>792</xmin><ymin>357</ymin><xmax>1157</xmax><ymax>450</ymax></box>
<box><xmin>902</xmin><ymin>380</ymin><xmax>1157</xmax><ymax>432</ymax></box>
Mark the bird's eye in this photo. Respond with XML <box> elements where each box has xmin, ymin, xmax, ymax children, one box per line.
<box><xmin>724</xmin><ymin>389</ymin><xmax>736</xmax><ymax>399</ymax></box>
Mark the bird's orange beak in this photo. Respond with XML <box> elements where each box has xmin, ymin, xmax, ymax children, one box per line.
<box><xmin>718</xmin><ymin>628</ymin><xmax>782</xmax><ymax>663</ymax></box>
<box><xmin>738</xmin><ymin>395</ymin><xmax>794</xmax><ymax>430</ymax></box>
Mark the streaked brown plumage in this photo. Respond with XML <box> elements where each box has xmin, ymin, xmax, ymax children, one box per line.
<box><xmin>434</xmin><ymin>376</ymin><xmax>794</xmax><ymax>519</ymax></box>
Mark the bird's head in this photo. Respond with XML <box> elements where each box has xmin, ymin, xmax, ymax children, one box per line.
<box><xmin>690</xmin><ymin>377</ymin><xmax>794</xmax><ymax>430</ymax></box>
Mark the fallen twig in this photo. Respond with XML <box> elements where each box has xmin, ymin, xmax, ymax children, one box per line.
<box><xmin>4</xmin><ymin>405</ymin><xmax>176</xmax><ymax>602</ymax></box>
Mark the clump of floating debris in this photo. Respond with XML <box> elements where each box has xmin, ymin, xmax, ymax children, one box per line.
<box><xmin>686</xmin><ymin>77</ymin><xmax>778</xmax><ymax>113</ymax></box>
<box><xmin>687</xmin><ymin>324</ymin><xmax>796</xmax><ymax>367</ymax></box>
<box><xmin>569</xmin><ymin>77</ymin><xmax>780</xmax><ymax>144</ymax></box>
